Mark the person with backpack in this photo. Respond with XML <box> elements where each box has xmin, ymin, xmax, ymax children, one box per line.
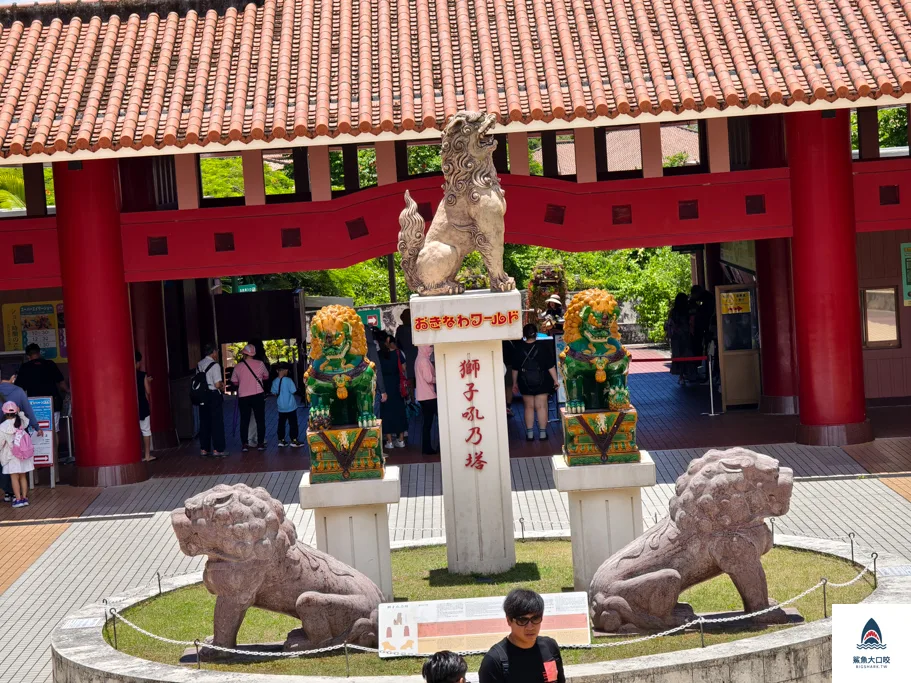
<box><xmin>194</xmin><ymin>344</ymin><xmax>228</xmax><ymax>458</ymax></box>
<box><xmin>422</xmin><ymin>650</ymin><xmax>467</xmax><ymax>683</ymax></box>
<box><xmin>0</xmin><ymin>401</ymin><xmax>35</xmax><ymax>509</ymax></box>
<box><xmin>478</xmin><ymin>588</ymin><xmax>565</xmax><ymax>683</ymax></box>
<box><xmin>0</xmin><ymin>372</ymin><xmax>41</xmax><ymax>503</ymax></box>
<box><xmin>511</xmin><ymin>324</ymin><xmax>559</xmax><ymax>441</ymax></box>
<box><xmin>271</xmin><ymin>362</ymin><xmax>301</xmax><ymax>448</ymax></box>
<box><xmin>231</xmin><ymin>344</ymin><xmax>269</xmax><ymax>452</ymax></box>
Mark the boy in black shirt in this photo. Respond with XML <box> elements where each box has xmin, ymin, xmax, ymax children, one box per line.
<box><xmin>422</xmin><ymin>650</ymin><xmax>467</xmax><ymax>683</ymax></box>
<box><xmin>478</xmin><ymin>589</ymin><xmax>565</xmax><ymax>683</ymax></box>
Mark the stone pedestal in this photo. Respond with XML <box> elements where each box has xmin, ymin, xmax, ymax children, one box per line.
<box><xmin>552</xmin><ymin>452</ymin><xmax>656</xmax><ymax>591</ymax></box>
<box><xmin>299</xmin><ymin>466</ymin><xmax>400</xmax><ymax>600</ymax></box>
<box><xmin>411</xmin><ymin>290</ymin><xmax>522</xmax><ymax>574</ymax></box>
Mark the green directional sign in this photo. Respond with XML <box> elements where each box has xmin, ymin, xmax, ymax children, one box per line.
<box><xmin>236</xmin><ymin>284</ymin><xmax>257</xmax><ymax>293</ymax></box>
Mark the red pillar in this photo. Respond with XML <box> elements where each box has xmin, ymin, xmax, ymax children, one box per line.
<box><xmin>786</xmin><ymin>110</ymin><xmax>872</xmax><ymax>445</ymax></box>
<box><xmin>755</xmin><ymin>238</ymin><xmax>799</xmax><ymax>414</ymax></box>
<box><xmin>131</xmin><ymin>281</ymin><xmax>178</xmax><ymax>449</ymax></box>
<box><xmin>54</xmin><ymin>160</ymin><xmax>147</xmax><ymax>485</ymax></box>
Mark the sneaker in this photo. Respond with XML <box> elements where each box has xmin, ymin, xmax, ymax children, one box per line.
<box><xmin>538</xmin><ymin>430</ymin><xmax>547</xmax><ymax>440</ymax></box>
<box><xmin>291</xmin><ymin>441</ymin><xmax>304</xmax><ymax>448</ymax></box>
<box><xmin>213</xmin><ymin>451</ymin><xmax>230</xmax><ymax>458</ymax></box>
<box><xmin>278</xmin><ymin>441</ymin><xmax>289</xmax><ymax>448</ymax></box>
<box><xmin>394</xmin><ymin>439</ymin><xmax>406</xmax><ymax>448</ymax></box>
<box><xmin>526</xmin><ymin>429</ymin><xmax>534</xmax><ymax>441</ymax></box>
<box><xmin>257</xmin><ymin>444</ymin><xmax>266</xmax><ymax>451</ymax></box>
<box><xmin>11</xmin><ymin>499</ymin><xmax>26</xmax><ymax>509</ymax></box>
<box><xmin>241</xmin><ymin>444</ymin><xmax>250</xmax><ymax>453</ymax></box>
<box><xmin>22</xmin><ymin>498</ymin><xmax>28</xmax><ymax>506</ymax></box>
<box><xmin>2</xmin><ymin>492</ymin><xmax>11</xmax><ymax>502</ymax></box>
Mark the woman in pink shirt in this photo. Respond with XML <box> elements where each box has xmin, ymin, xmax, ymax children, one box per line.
<box><xmin>231</xmin><ymin>344</ymin><xmax>270</xmax><ymax>452</ymax></box>
<box><xmin>415</xmin><ymin>346</ymin><xmax>438</xmax><ymax>456</ymax></box>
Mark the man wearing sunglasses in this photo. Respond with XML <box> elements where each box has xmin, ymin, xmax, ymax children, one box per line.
<box><xmin>478</xmin><ymin>588</ymin><xmax>565</xmax><ymax>683</ymax></box>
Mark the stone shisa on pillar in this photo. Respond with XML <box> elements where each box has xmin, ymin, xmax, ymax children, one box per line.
<box><xmin>411</xmin><ymin>290</ymin><xmax>522</xmax><ymax>574</ymax></box>
<box><xmin>299</xmin><ymin>305</ymin><xmax>400</xmax><ymax>600</ymax></box>
<box><xmin>552</xmin><ymin>289</ymin><xmax>657</xmax><ymax>591</ymax></box>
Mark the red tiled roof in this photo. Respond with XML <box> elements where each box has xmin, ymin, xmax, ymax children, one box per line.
<box><xmin>1</xmin><ymin>0</ymin><xmax>911</xmax><ymax>159</ymax></box>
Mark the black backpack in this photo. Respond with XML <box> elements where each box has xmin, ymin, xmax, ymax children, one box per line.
<box><xmin>190</xmin><ymin>361</ymin><xmax>217</xmax><ymax>406</ymax></box>
<box><xmin>491</xmin><ymin>637</ymin><xmax>562</xmax><ymax>681</ymax></box>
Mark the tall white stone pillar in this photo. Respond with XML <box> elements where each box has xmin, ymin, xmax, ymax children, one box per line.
<box><xmin>411</xmin><ymin>290</ymin><xmax>522</xmax><ymax>574</ymax></box>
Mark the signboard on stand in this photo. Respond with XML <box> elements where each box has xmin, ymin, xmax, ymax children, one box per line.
<box><xmin>377</xmin><ymin>592</ymin><xmax>591</xmax><ymax>657</ymax></box>
<box><xmin>29</xmin><ymin>396</ymin><xmax>54</xmax><ymax>467</ymax></box>
<box><xmin>2</xmin><ymin>301</ymin><xmax>67</xmax><ymax>361</ymax></box>
<box><xmin>902</xmin><ymin>242</ymin><xmax>911</xmax><ymax>307</ymax></box>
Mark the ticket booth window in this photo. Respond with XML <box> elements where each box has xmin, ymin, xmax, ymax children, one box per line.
<box><xmin>861</xmin><ymin>287</ymin><xmax>900</xmax><ymax>349</ymax></box>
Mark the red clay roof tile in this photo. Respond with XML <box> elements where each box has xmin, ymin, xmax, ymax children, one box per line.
<box><xmin>1</xmin><ymin>0</ymin><xmax>911</xmax><ymax>158</ymax></box>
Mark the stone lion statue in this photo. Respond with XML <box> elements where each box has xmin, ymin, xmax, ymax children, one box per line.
<box><xmin>171</xmin><ymin>484</ymin><xmax>382</xmax><ymax>655</ymax></box>
<box><xmin>560</xmin><ymin>289</ymin><xmax>631</xmax><ymax>413</ymax></box>
<box><xmin>590</xmin><ymin>448</ymin><xmax>793</xmax><ymax>633</ymax></box>
<box><xmin>304</xmin><ymin>305</ymin><xmax>377</xmax><ymax>430</ymax></box>
<box><xmin>398</xmin><ymin>111</ymin><xmax>516</xmax><ymax>296</ymax></box>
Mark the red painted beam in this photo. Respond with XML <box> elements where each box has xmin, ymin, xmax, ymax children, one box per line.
<box><xmin>1</xmin><ymin>159</ymin><xmax>911</xmax><ymax>291</ymax></box>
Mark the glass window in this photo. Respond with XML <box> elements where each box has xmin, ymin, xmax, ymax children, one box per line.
<box><xmin>661</xmin><ymin>121</ymin><xmax>702</xmax><ymax>168</ymax></box>
<box><xmin>605</xmin><ymin>126</ymin><xmax>642</xmax><ymax>172</ymax></box>
<box><xmin>861</xmin><ymin>287</ymin><xmax>900</xmax><ymax>348</ymax></box>
<box><xmin>199</xmin><ymin>153</ymin><xmax>244</xmax><ymax>199</ymax></box>
<box><xmin>0</xmin><ymin>166</ymin><xmax>26</xmax><ymax>217</ymax></box>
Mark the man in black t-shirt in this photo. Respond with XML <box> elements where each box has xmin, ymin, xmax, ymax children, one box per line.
<box><xmin>16</xmin><ymin>343</ymin><xmax>69</xmax><ymax>463</ymax></box>
<box><xmin>478</xmin><ymin>589</ymin><xmax>566</xmax><ymax>683</ymax></box>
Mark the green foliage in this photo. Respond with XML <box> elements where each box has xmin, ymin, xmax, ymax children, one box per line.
<box><xmin>44</xmin><ymin>166</ymin><xmax>55</xmax><ymax>206</ymax></box>
<box><xmin>527</xmin><ymin>136</ymin><xmax>544</xmax><ymax>175</ymax></box>
<box><xmin>200</xmin><ymin>155</ymin><xmax>244</xmax><ymax>197</ymax></box>
<box><xmin>407</xmin><ymin>144</ymin><xmax>443</xmax><ymax>175</ymax></box>
<box><xmin>503</xmin><ymin>246</ymin><xmax>692</xmax><ymax>341</ymax></box>
<box><xmin>850</xmin><ymin>107</ymin><xmax>908</xmax><ymax>150</ymax></box>
<box><xmin>0</xmin><ymin>167</ymin><xmax>25</xmax><ymax>210</ymax></box>
<box><xmin>663</xmin><ymin>151</ymin><xmax>690</xmax><ymax>168</ymax></box>
<box><xmin>263</xmin><ymin>164</ymin><xmax>295</xmax><ymax>196</ymax></box>
<box><xmin>227</xmin><ymin>339</ymin><xmax>298</xmax><ymax>365</ymax></box>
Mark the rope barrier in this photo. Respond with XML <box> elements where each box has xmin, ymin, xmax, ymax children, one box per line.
<box><xmin>106</xmin><ymin>562</ymin><xmax>873</xmax><ymax>660</ymax></box>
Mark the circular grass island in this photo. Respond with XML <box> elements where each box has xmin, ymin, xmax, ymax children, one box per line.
<box><xmin>107</xmin><ymin>539</ymin><xmax>873</xmax><ymax>678</ymax></box>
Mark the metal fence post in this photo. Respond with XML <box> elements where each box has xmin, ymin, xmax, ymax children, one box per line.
<box><xmin>822</xmin><ymin>579</ymin><xmax>828</xmax><ymax>618</ymax></box>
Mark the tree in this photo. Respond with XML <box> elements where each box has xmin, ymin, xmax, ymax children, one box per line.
<box><xmin>850</xmin><ymin>107</ymin><xmax>908</xmax><ymax>150</ymax></box>
<box><xmin>663</xmin><ymin>151</ymin><xmax>690</xmax><ymax>168</ymax></box>
<box><xmin>408</xmin><ymin>145</ymin><xmax>443</xmax><ymax>175</ymax></box>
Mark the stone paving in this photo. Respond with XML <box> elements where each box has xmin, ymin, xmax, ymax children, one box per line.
<box><xmin>3</xmin><ymin>444</ymin><xmax>911</xmax><ymax>682</ymax></box>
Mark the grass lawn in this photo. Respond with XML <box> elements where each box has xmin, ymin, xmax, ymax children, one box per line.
<box><xmin>108</xmin><ymin>540</ymin><xmax>873</xmax><ymax>677</ymax></box>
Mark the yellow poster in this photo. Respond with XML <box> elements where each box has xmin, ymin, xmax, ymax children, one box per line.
<box><xmin>720</xmin><ymin>291</ymin><xmax>751</xmax><ymax>315</ymax></box>
<box><xmin>2</xmin><ymin>301</ymin><xmax>67</xmax><ymax>362</ymax></box>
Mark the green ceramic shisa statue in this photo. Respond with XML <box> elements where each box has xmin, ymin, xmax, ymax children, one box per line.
<box><xmin>304</xmin><ymin>305</ymin><xmax>384</xmax><ymax>482</ymax></box>
<box><xmin>559</xmin><ymin>289</ymin><xmax>640</xmax><ymax>465</ymax></box>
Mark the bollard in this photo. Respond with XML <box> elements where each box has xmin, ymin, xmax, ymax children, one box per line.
<box><xmin>344</xmin><ymin>642</ymin><xmax>350</xmax><ymax>677</ymax></box>
<box><xmin>698</xmin><ymin>618</ymin><xmax>705</xmax><ymax>648</ymax></box>
<box><xmin>110</xmin><ymin>608</ymin><xmax>118</xmax><ymax>650</ymax></box>
<box><xmin>194</xmin><ymin>639</ymin><xmax>201</xmax><ymax>669</ymax></box>
<box><xmin>822</xmin><ymin>579</ymin><xmax>828</xmax><ymax>618</ymax></box>
<box><xmin>848</xmin><ymin>533</ymin><xmax>855</xmax><ymax>564</ymax></box>
<box><xmin>770</xmin><ymin>518</ymin><xmax>775</xmax><ymax>545</ymax></box>
<box><xmin>156</xmin><ymin>571</ymin><xmax>162</xmax><ymax>595</ymax></box>
<box><xmin>872</xmin><ymin>552</ymin><xmax>878</xmax><ymax>588</ymax></box>
<box><xmin>519</xmin><ymin>517</ymin><xmax>526</xmax><ymax>542</ymax></box>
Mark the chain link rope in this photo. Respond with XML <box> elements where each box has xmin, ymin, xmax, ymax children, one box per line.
<box><xmin>106</xmin><ymin>562</ymin><xmax>872</xmax><ymax>659</ymax></box>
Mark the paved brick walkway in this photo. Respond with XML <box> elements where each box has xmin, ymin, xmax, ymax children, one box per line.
<box><xmin>4</xmin><ymin>440</ymin><xmax>911</xmax><ymax>683</ymax></box>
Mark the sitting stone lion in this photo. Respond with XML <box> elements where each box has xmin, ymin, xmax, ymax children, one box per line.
<box><xmin>590</xmin><ymin>448</ymin><xmax>793</xmax><ymax>633</ymax></box>
<box><xmin>171</xmin><ymin>484</ymin><xmax>382</xmax><ymax>655</ymax></box>
<box><xmin>398</xmin><ymin>111</ymin><xmax>516</xmax><ymax>296</ymax></box>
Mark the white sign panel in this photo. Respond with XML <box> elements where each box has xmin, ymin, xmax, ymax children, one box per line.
<box><xmin>29</xmin><ymin>396</ymin><xmax>54</xmax><ymax>467</ymax></box>
<box><xmin>832</xmin><ymin>604</ymin><xmax>911</xmax><ymax>682</ymax></box>
<box><xmin>378</xmin><ymin>592</ymin><xmax>591</xmax><ymax>658</ymax></box>
<box><xmin>410</xmin><ymin>290</ymin><xmax>523</xmax><ymax>346</ymax></box>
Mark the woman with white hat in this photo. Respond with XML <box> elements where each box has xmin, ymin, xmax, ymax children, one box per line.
<box><xmin>230</xmin><ymin>344</ymin><xmax>270</xmax><ymax>452</ymax></box>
